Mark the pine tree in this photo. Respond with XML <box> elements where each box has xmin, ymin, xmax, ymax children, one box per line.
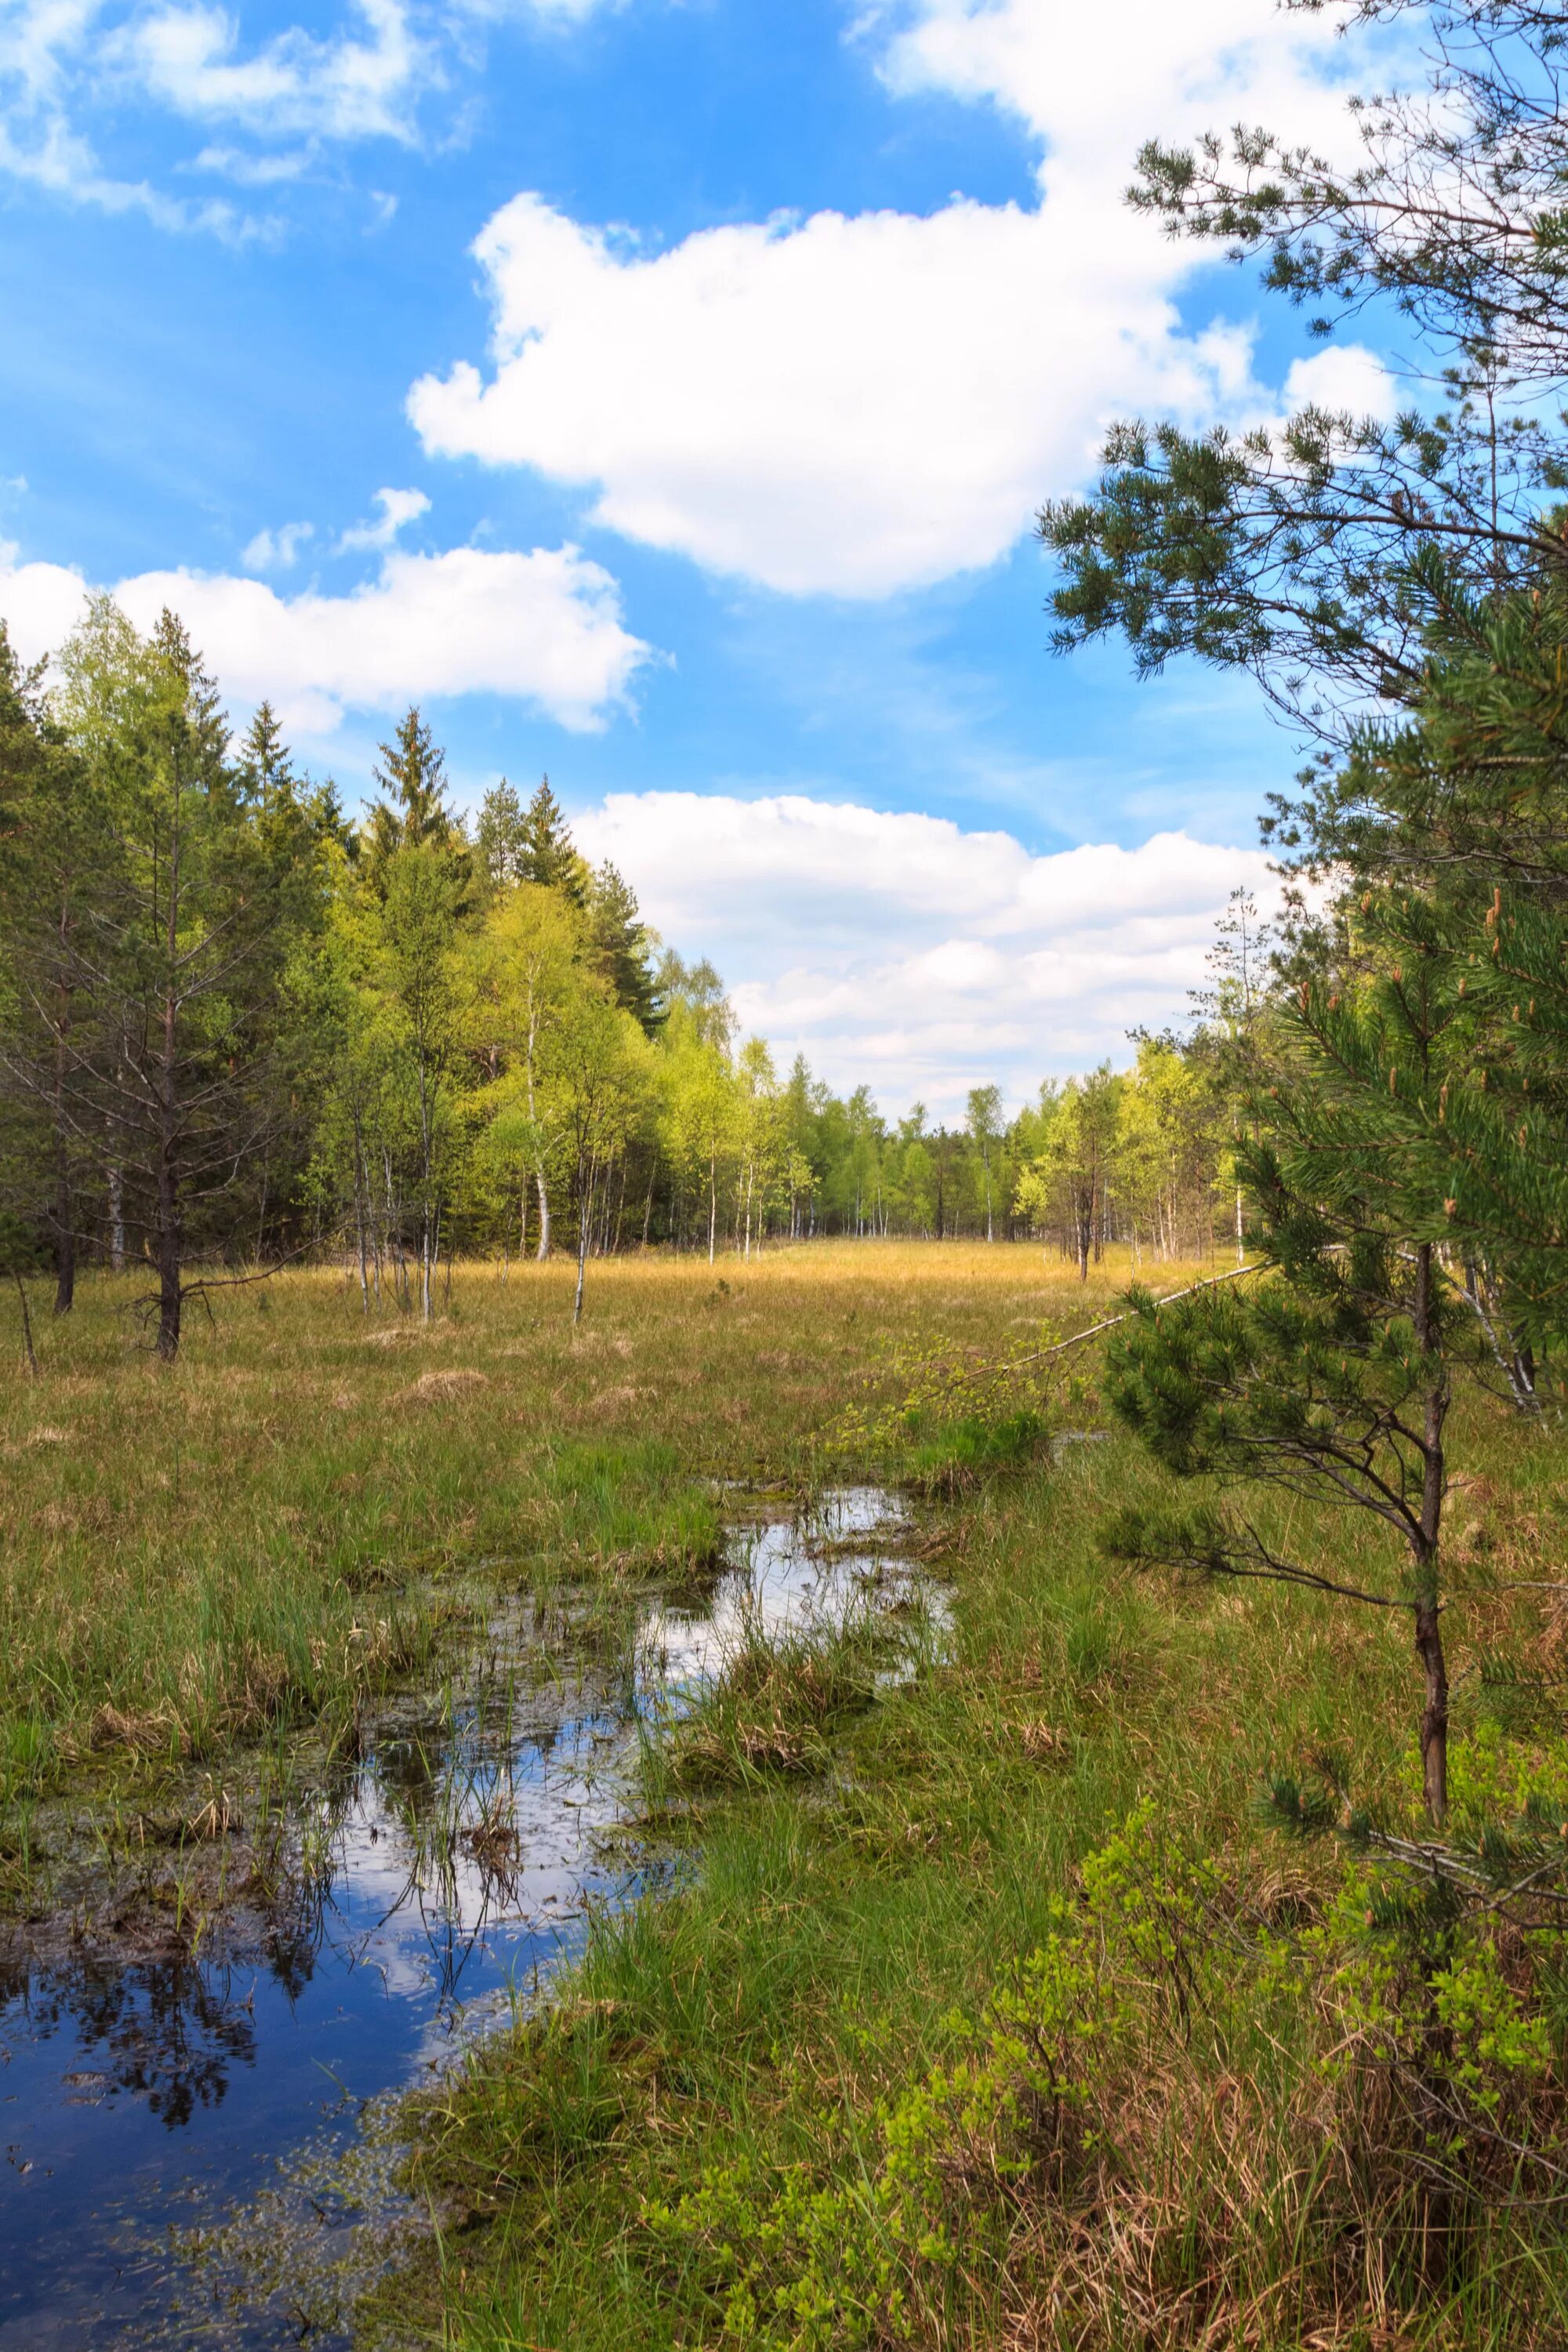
<box><xmin>1261</xmin><ymin>564</ymin><xmax>1568</xmax><ymax>1387</ymax></box>
<box><xmin>1042</xmin><ymin>4</ymin><xmax>1568</xmax><ymax>739</ymax></box>
<box><xmin>1105</xmin><ymin>1232</ymin><xmax>1458</xmax><ymax>1824</ymax></box>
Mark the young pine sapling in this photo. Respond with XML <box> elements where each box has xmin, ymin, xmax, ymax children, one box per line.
<box><xmin>1101</xmin><ymin>1200</ymin><xmax>1455</xmax><ymax>1824</ymax></box>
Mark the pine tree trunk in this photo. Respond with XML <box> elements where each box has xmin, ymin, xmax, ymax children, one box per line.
<box><xmin>1412</xmin><ymin>1243</ymin><xmax>1450</xmax><ymax>1826</ymax></box>
<box><xmin>14</xmin><ymin>1272</ymin><xmax>38</xmax><ymax>1376</ymax></box>
<box><xmin>1415</xmin><ymin>1594</ymin><xmax>1449</xmax><ymax>1827</ymax></box>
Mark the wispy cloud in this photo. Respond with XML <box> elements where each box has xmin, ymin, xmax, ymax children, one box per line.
<box><xmin>118</xmin><ymin>0</ymin><xmax>427</xmax><ymax>143</ymax></box>
<box><xmin>190</xmin><ymin>140</ymin><xmax>314</xmax><ymax>183</ymax></box>
<box><xmin>336</xmin><ymin>485</ymin><xmax>429</xmax><ymax>552</ymax></box>
<box><xmin>0</xmin><ymin>0</ymin><xmax>619</xmax><ymax>226</ymax></box>
<box><xmin>241</xmin><ymin>519</ymin><xmax>315</xmax><ymax>570</ymax></box>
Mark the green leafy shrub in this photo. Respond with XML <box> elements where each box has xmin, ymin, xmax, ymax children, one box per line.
<box><xmin>645</xmin><ymin>1798</ymin><xmax>1568</xmax><ymax>2347</ymax></box>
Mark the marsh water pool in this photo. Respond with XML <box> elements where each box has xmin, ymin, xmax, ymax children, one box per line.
<box><xmin>0</xmin><ymin>1488</ymin><xmax>935</xmax><ymax>2349</ymax></box>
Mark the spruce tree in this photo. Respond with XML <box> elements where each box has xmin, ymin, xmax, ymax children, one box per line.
<box><xmin>586</xmin><ymin>860</ymin><xmax>663</xmax><ymax>1034</ymax></box>
<box><xmin>33</xmin><ymin>603</ymin><xmax>325</xmax><ymax>1356</ymax></box>
<box><xmin>518</xmin><ymin>777</ymin><xmax>590</xmax><ymax>903</ymax></box>
<box><xmin>0</xmin><ymin>624</ymin><xmax>99</xmax><ymax>1312</ymax></box>
<box><xmin>235</xmin><ymin>700</ymin><xmax>296</xmax><ymax>809</ymax></box>
<box><xmin>366</xmin><ymin>707</ymin><xmax>470</xmax><ymax>897</ymax></box>
<box><xmin>476</xmin><ymin>779</ymin><xmax>528</xmax><ymax>894</ymax></box>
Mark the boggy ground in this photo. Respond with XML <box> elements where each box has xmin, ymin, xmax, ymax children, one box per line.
<box><xmin>0</xmin><ymin>1240</ymin><xmax>1101</xmax><ymax>1880</ymax></box>
<box><xmin>372</xmin><ymin>1306</ymin><xmax>1568</xmax><ymax>2348</ymax></box>
<box><xmin>13</xmin><ymin>1243</ymin><xmax>1568</xmax><ymax>2348</ymax></box>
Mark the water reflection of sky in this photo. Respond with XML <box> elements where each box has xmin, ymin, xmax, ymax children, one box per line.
<box><xmin>0</xmin><ymin>1488</ymin><xmax>928</xmax><ymax>2350</ymax></box>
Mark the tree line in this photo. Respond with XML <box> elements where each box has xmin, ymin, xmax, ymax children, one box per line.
<box><xmin>0</xmin><ymin>597</ymin><xmax>1249</xmax><ymax>1353</ymax></box>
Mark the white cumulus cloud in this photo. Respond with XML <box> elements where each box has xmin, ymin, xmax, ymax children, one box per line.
<box><xmin>409</xmin><ymin>0</ymin><xmax>1396</xmax><ymax>598</ymax></box>
<box><xmin>409</xmin><ymin>192</ymin><xmax>1261</xmax><ymax>598</ymax></box>
<box><xmin>865</xmin><ymin>0</ymin><xmax>1368</xmax><ymax>169</ymax></box>
<box><xmin>573</xmin><ymin>789</ymin><xmax>1279</xmax><ymax>1109</ymax></box>
<box><xmin>0</xmin><ymin>537</ymin><xmax>652</xmax><ymax>732</ymax></box>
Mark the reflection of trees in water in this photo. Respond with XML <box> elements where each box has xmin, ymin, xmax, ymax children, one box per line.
<box><xmin>27</xmin><ymin>1958</ymin><xmax>256</xmax><ymax>2129</ymax></box>
<box><xmin>0</xmin><ymin>1647</ymin><xmax>638</xmax><ymax>2137</ymax></box>
<box><xmin>0</xmin><ymin>1878</ymin><xmax>328</xmax><ymax>2129</ymax></box>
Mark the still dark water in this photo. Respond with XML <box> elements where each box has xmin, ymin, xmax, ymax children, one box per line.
<box><xmin>0</xmin><ymin>1490</ymin><xmax>926</xmax><ymax>2349</ymax></box>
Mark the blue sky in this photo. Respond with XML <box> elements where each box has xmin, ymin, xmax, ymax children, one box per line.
<box><xmin>0</xmin><ymin>0</ymin><xmax>1399</xmax><ymax>1111</ymax></box>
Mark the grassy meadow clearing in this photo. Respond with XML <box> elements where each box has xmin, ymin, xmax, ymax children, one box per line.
<box><xmin>7</xmin><ymin>1239</ymin><xmax>1568</xmax><ymax>2347</ymax></box>
<box><xmin>0</xmin><ymin>1239</ymin><xmax>1091</xmax><ymax>1809</ymax></box>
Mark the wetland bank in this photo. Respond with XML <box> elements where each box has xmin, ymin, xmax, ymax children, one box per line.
<box><xmin>0</xmin><ymin>1245</ymin><xmax>1046</xmax><ymax>2343</ymax></box>
<box><xmin>9</xmin><ymin>1243</ymin><xmax>1568</xmax><ymax>2349</ymax></box>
